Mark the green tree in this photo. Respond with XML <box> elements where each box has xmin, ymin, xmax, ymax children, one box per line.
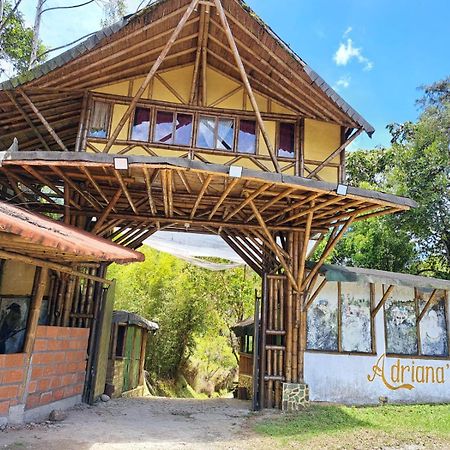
<box><xmin>0</xmin><ymin>1</ymin><xmax>45</xmax><ymax>75</ymax></box>
<box><xmin>332</xmin><ymin>76</ymin><xmax>449</xmax><ymax>279</ymax></box>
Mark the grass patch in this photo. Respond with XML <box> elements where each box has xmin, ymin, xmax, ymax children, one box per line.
<box><xmin>255</xmin><ymin>404</ymin><xmax>450</xmax><ymax>444</ymax></box>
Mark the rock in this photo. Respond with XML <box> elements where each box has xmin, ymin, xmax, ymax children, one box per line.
<box><xmin>100</xmin><ymin>394</ymin><xmax>111</xmax><ymax>402</ymax></box>
<box><xmin>49</xmin><ymin>409</ymin><xmax>67</xmax><ymax>422</ymax></box>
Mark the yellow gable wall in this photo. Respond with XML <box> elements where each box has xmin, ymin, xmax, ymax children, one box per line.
<box><xmin>0</xmin><ymin>261</ymin><xmax>36</xmax><ymax>296</ymax></box>
<box><xmin>90</xmin><ymin>65</ymin><xmax>344</xmax><ymax>182</ymax></box>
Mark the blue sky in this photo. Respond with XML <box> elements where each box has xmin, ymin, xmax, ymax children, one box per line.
<box><xmin>20</xmin><ymin>0</ymin><xmax>450</xmax><ymax>150</ymax></box>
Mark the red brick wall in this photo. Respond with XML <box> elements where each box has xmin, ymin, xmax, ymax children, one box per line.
<box><xmin>26</xmin><ymin>326</ymin><xmax>89</xmax><ymax>411</ymax></box>
<box><xmin>0</xmin><ymin>354</ymin><xmax>27</xmax><ymax>417</ymax></box>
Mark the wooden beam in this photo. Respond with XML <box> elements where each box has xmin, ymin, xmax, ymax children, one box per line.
<box><xmin>114</xmin><ymin>170</ymin><xmax>138</xmax><ymax>215</ymax></box>
<box><xmin>417</xmin><ymin>289</ymin><xmax>439</xmax><ymax>323</ymax></box>
<box><xmin>93</xmin><ymin>188</ymin><xmax>123</xmax><ymax>233</ymax></box>
<box><xmin>307</xmin><ymin>129</ymin><xmax>363</xmax><ymax>179</ymax></box>
<box><xmin>305</xmin><ymin>279</ymin><xmax>327</xmax><ymax>310</ymax></box>
<box><xmin>266</xmin><ymin>192</ymin><xmax>323</xmax><ymax>223</ymax></box>
<box><xmin>143</xmin><ymin>167</ymin><xmax>157</xmax><ymax>215</ymax></box>
<box><xmin>0</xmin><ymin>248</ymin><xmax>112</xmax><ymax>284</ymax></box>
<box><xmin>80</xmin><ymin>166</ymin><xmax>110</xmax><ymax>206</ymax></box>
<box><xmin>4</xmin><ymin>91</ymin><xmax>51</xmax><ymax>152</ymax></box>
<box><xmin>297</xmin><ymin>202</ymin><xmax>314</xmax><ymax>290</ymax></box>
<box><xmin>225</xmin><ymin>184</ymin><xmax>271</xmax><ymax>221</ymax></box>
<box><xmin>18</xmin><ymin>89</ymin><xmax>69</xmax><ymax>152</ymax></box>
<box><xmin>372</xmin><ymin>285</ymin><xmax>395</xmax><ymax>318</ymax></box>
<box><xmin>208</xmin><ymin>177</ymin><xmax>239</xmax><ymax>219</ymax></box>
<box><xmin>248</xmin><ymin>198</ymin><xmax>299</xmax><ymax>291</ymax></box>
<box><xmin>50</xmin><ymin>166</ymin><xmax>100</xmax><ymax>211</ymax></box>
<box><xmin>190</xmin><ymin>174</ymin><xmax>213</xmax><ymax>219</ymax></box>
<box><xmin>245</xmin><ymin>187</ymin><xmax>296</xmax><ymax>223</ymax></box>
<box><xmin>212</xmin><ymin>0</ymin><xmax>281</xmax><ymax>173</ymax></box>
<box><xmin>103</xmin><ymin>0</ymin><xmax>200</xmax><ymax>153</ymax></box>
<box><xmin>155</xmin><ymin>74</ymin><xmax>186</xmax><ymax>104</ymax></box>
<box><xmin>301</xmin><ymin>216</ymin><xmax>355</xmax><ymax>291</ymax></box>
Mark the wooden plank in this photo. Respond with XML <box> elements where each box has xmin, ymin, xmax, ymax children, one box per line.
<box><xmin>93</xmin><ymin>188</ymin><xmax>123</xmax><ymax>233</ymax></box>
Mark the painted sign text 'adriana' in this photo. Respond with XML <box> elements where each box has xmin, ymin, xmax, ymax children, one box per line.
<box><xmin>368</xmin><ymin>353</ymin><xmax>450</xmax><ymax>391</ymax></box>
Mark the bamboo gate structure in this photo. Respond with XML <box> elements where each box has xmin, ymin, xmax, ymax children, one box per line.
<box><xmin>0</xmin><ymin>0</ymin><xmax>416</xmax><ymax>408</ymax></box>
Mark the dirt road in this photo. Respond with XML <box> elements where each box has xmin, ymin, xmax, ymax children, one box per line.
<box><xmin>0</xmin><ymin>397</ymin><xmax>264</xmax><ymax>450</ymax></box>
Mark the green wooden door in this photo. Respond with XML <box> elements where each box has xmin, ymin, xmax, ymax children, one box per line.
<box><xmin>122</xmin><ymin>326</ymin><xmax>135</xmax><ymax>392</ymax></box>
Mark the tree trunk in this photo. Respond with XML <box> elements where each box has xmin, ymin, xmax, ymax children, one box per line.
<box><xmin>29</xmin><ymin>0</ymin><xmax>44</xmax><ymax>69</ymax></box>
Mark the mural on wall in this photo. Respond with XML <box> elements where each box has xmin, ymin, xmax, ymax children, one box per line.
<box><xmin>307</xmin><ymin>288</ymin><xmax>338</xmax><ymax>351</ymax></box>
<box><xmin>0</xmin><ymin>296</ymin><xmax>29</xmax><ymax>354</ymax></box>
<box><xmin>418</xmin><ymin>290</ymin><xmax>449</xmax><ymax>357</ymax></box>
<box><xmin>341</xmin><ymin>283</ymin><xmax>372</xmax><ymax>353</ymax></box>
<box><xmin>385</xmin><ymin>288</ymin><xmax>418</xmax><ymax>355</ymax></box>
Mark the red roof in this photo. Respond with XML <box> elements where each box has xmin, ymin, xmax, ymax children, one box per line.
<box><xmin>0</xmin><ymin>201</ymin><xmax>144</xmax><ymax>264</ymax></box>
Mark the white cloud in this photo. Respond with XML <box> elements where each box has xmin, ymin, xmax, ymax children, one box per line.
<box><xmin>333</xmin><ymin>33</ymin><xmax>374</xmax><ymax>71</ymax></box>
<box><xmin>333</xmin><ymin>75</ymin><xmax>351</xmax><ymax>91</ymax></box>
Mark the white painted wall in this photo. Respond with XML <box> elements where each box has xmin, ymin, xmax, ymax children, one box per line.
<box><xmin>304</xmin><ymin>283</ymin><xmax>450</xmax><ymax>405</ymax></box>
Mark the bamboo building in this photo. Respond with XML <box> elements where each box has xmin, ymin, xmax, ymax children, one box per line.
<box><xmin>0</xmin><ymin>0</ymin><xmax>422</xmax><ymax>411</ymax></box>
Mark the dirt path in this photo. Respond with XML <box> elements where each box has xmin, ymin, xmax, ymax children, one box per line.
<box><xmin>0</xmin><ymin>397</ymin><xmax>266</xmax><ymax>450</ymax></box>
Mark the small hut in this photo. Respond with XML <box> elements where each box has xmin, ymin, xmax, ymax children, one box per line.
<box><xmin>106</xmin><ymin>310</ymin><xmax>159</xmax><ymax>398</ymax></box>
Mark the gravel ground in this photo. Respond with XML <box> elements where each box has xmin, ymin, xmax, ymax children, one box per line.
<box><xmin>0</xmin><ymin>397</ymin><xmax>449</xmax><ymax>450</ymax></box>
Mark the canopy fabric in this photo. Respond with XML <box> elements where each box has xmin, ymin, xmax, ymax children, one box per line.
<box><xmin>145</xmin><ymin>231</ymin><xmax>245</xmax><ymax>271</ymax></box>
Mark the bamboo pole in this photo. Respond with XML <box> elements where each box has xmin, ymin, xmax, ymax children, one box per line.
<box><xmin>212</xmin><ymin>0</ymin><xmax>281</xmax><ymax>173</ymax></box>
<box><xmin>103</xmin><ymin>0</ymin><xmax>200</xmax><ymax>153</ymax></box>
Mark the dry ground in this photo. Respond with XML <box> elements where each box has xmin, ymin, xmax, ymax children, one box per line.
<box><xmin>0</xmin><ymin>397</ymin><xmax>449</xmax><ymax>450</ymax></box>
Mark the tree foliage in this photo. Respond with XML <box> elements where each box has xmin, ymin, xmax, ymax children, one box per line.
<box><xmin>0</xmin><ymin>1</ymin><xmax>45</xmax><ymax>76</ymax></box>
<box><xmin>99</xmin><ymin>0</ymin><xmax>127</xmax><ymax>27</ymax></box>
<box><xmin>108</xmin><ymin>246</ymin><xmax>258</xmax><ymax>380</ymax></box>
<box><xmin>330</xmin><ymin>76</ymin><xmax>450</xmax><ymax>279</ymax></box>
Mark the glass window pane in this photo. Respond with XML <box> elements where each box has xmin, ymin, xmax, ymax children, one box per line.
<box><xmin>278</xmin><ymin>122</ymin><xmax>295</xmax><ymax>158</ymax></box>
<box><xmin>88</xmin><ymin>101</ymin><xmax>110</xmax><ymax>138</ymax></box>
<box><xmin>154</xmin><ymin>111</ymin><xmax>174</xmax><ymax>144</ymax></box>
<box><xmin>217</xmin><ymin>118</ymin><xmax>234</xmax><ymax>151</ymax></box>
<box><xmin>341</xmin><ymin>283</ymin><xmax>372</xmax><ymax>353</ymax></box>
<box><xmin>307</xmin><ymin>281</ymin><xmax>338</xmax><ymax>351</ymax></box>
<box><xmin>385</xmin><ymin>287</ymin><xmax>418</xmax><ymax>355</ymax></box>
<box><xmin>197</xmin><ymin>116</ymin><xmax>216</xmax><ymax>149</ymax></box>
<box><xmin>174</xmin><ymin>113</ymin><xmax>193</xmax><ymax>146</ymax></box>
<box><xmin>131</xmin><ymin>107</ymin><xmax>150</xmax><ymax>141</ymax></box>
<box><xmin>418</xmin><ymin>290</ymin><xmax>448</xmax><ymax>357</ymax></box>
<box><xmin>238</xmin><ymin>120</ymin><xmax>256</xmax><ymax>154</ymax></box>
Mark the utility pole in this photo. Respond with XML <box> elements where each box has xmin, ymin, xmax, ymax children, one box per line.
<box><xmin>0</xmin><ymin>1</ymin><xmax>4</xmax><ymax>26</ymax></box>
<box><xmin>29</xmin><ymin>0</ymin><xmax>45</xmax><ymax>69</ymax></box>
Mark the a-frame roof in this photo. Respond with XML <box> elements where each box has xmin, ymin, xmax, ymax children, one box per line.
<box><xmin>0</xmin><ymin>0</ymin><xmax>374</xmax><ymax>152</ymax></box>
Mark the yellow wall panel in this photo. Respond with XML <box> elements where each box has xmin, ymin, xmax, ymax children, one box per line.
<box><xmin>131</xmin><ymin>78</ymin><xmax>146</xmax><ymax>97</ymax></box>
<box><xmin>152</xmin><ymin>78</ymin><xmax>181</xmax><ymax>104</ymax></box>
<box><xmin>149</xmin><ymin>148</ymin><xmax>186</xmax><ymax>158</ymax></box>
<box><xmin>245</xmin><ymin>92</ymin><xmax>268</xmax><ymax>113</ymax></box>
<box><xmin>159</xmin><ymin>66</ymin><xmax>194</xmax><ymax>104</ymax></box>
<box><xmin>305</xmin><ymin>164</ymin><xmax>338</xmax><ymax>183</ymax></box>
<box><xmin>215</xmin><ymin>90</ymin><xmax>244</xmax><ymax>110</ymax></box>
<box><xmin>304</xmin><ymin>118</ymin><xmax>341</xmax><ymax>163</ymax></box>
<box><xmin>206</xmin><ymin>68</ymin><xmax>240</xmax><ymax>107</ymax></box>
<box><xmin>94</xmin><ymin>81</ymin><xmax>129</xmax><ymax>96</ymax></box>
<box><xmin>111</xmin><ymin>104</ymin><xmax>131</xmax><ymax>141</ymax></box>
<box><xmin>258</xmin><ymin>120</ymin><xmax>276</xmax><ymax>157</ymax></box>
<box><xmin>272</xmin><ymin>100</ymin><xmax>295</xmax><ymax>115</ymax></box>
<box><xmin>1</xmin><ymin>261</ymin><xmax>35</xmax><ymax>296</ymax></box>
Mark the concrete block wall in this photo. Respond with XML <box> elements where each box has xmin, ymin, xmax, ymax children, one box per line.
<box><xmin>25</xmin><ymin>326</ymin><xmax>89</xmax><ymax>410</ymax></box>
<box><xmin>0</xmin><ymin>354</ymin><xmax>27</xmax><ymax>418</ymax></box>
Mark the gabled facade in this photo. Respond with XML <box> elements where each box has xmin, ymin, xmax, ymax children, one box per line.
<box><xmin>1</xmin><ymin>0</ymin><xmax>373</xmax><ymax>183</ymax></box>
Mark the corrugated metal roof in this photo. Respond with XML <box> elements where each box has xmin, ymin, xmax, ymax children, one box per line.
<box><xmin>0</xmin><ymin>0</ymin><xmax>374</xmax><ymax>135</ymax></box>
<box><xmin>0</xmin><ymin>200</ymin><xmax>144</xmax><ymax>264</ymax></box>
<box><xmin>112</xmin><ymin>310</ymin><xmax>159</xmax><ymax>331</ymax></box>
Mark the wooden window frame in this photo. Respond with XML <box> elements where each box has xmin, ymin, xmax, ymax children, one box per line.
<box><xmin>86</xmin><ymin>95</ymin><xmax>301</xmax><ymax>162</ymax></box>
<box><xmin>275</xmin><ymin>120</ymin><xmax>296</xmax><ymax>160</ymax></box>
<box><xmin>384</xmin><ymin>287</ymin><xmax>450</xmax><ymax>360</ymax></box>
<box><xmin>87</xmin><ymin>100</ymin><xmax>113</xmax><ymax>140</ymax></box>
<box><xmin>152</xmin><ymin>109</ymin><xmax>194</xmax><ymax>147</ymax></box>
